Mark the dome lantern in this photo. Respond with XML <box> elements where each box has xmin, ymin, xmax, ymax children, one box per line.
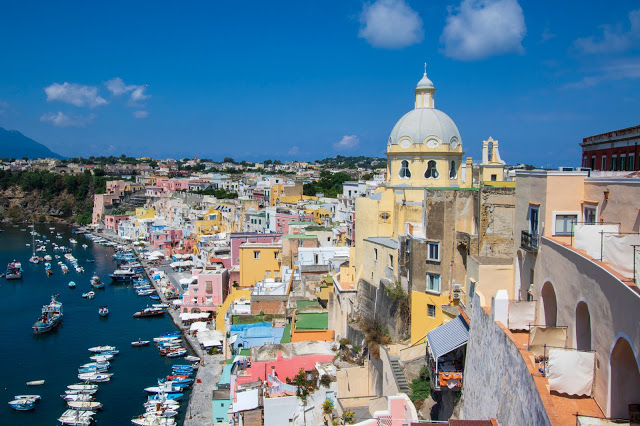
<box><xmin>415</xmin><ymin>62</ymin><xmax>435</xmax><ymax>109</ymax></box>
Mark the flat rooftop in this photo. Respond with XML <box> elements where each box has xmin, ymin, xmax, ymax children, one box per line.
<box><xmin>295</xmin><ymin>312</ymin><xmax>328</xmax><ymax>330</ymax></box>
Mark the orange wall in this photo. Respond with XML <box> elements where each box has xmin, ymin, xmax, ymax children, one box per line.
<box><xmin>290</xmin><ymin>329</ymin><xmax>335</xmax><ymax>342</ymax></box>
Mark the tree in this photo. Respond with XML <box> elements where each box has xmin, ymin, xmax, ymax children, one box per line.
<box><xmin>223</xmin><ymin>157</ymin><xmax>235</xmax><ymax>164</ymax></box>
<box><xmin>93</xmin><ymin>168</ymin><xmax>106</xmax><ymax>177</ymax></box>
<box><xmin>303</xmin><ymin>182</ymin><xmax>316</xmax><ymax>196</ymax></box>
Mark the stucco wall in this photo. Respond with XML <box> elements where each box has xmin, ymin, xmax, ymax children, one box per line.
<box><xmin>584</xmin><ymin>179</ymin><xmax>640</xmax><ymax>233</ymax></box>
<box><xmin>460</xmin><ymin>295</ymin><xmax>551</xmax><ymax>425</ymax></box>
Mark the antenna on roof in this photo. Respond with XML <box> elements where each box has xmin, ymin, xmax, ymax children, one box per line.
<box><xmin>424</xmin><ymin>62</ymin><xmax>427</xmax><ymax>75</ymax></box>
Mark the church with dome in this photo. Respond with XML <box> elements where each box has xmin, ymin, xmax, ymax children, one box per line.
<box><xmin>349</xmin><ymin>68</ymin><xmax>515</xmax><ymax>345</ymax></box>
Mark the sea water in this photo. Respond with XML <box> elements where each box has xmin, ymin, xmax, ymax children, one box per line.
<box><xmin>0</xmin><ymin>225</ymin><xmax>191</xmax><ymax>425</ymax></box>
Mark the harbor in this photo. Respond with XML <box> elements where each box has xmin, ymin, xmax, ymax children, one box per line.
<box><xmin>0</xmin><ymin>224</ymin><xmax>204</xmax><ymax>425</ymax></box>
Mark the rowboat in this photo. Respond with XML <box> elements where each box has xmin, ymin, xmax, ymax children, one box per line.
<box><xmin>132</xmin><ymin>340</ymin><xmax>151</xmax><ymax>347</ymax></box>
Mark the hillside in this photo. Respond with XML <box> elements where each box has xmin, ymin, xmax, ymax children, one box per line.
<box><xmin>0</xmin><ymin>127</ymin><xmax>62</xmax><ymax>159</ymax></box>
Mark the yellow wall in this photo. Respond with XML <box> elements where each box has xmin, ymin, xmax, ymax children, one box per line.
<box><xmin>135</xmin><ymin>207</ymin><xmax>155</xmax><ymax>219</ymax></box>
<box><xmin>306</xmin><ymin>208</ymin><xmax>332</xmax><ymax>225</ymax></box>
<box><xmin>238</xmin><ymin>246</ymin><xmax>282</xmax><ymax>287</ymax></box>
<box><xmin>215</xmin><ymin>288</ymin><xmax>252</xmax><ymax>332</ymax></box>
<box><xmin>410</xmin><ymin>291</ymin><xmax>450</xmax><ymax>345</ymax></box>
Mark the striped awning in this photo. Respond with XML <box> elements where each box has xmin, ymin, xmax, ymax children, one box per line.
<box><xmin>427</xmin><ymin>314</ymin><xmax>469</xmax><ymax>361</ymax></box>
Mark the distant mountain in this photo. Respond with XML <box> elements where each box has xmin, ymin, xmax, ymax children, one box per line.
<box><xmin>0</xmin><ymin>127</ymin><xmax>62</xmax><ymax>159</ymax></box>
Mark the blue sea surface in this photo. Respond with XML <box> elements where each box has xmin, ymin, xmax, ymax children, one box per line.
<box><xmin>0</xmin><ymin>225</ymin><xmax>191</xmax><ymax>425</ymax></box>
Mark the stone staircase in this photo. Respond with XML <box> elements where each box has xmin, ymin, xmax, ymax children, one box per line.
<box><xmin>390</xmin><ymin>357</ymin><xmax>410</xmax><ymax>394</ymax></box>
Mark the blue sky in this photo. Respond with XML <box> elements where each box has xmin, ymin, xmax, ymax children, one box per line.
<box><xmin>0</xmin><ymin>0</ymin><xmax>638</xmax><ymax>166</ymax></box>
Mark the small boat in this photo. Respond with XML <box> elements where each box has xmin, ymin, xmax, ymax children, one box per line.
<box><xmin>8</xmin><ymin>399</ymin><xmax>35</xmax><ymax>411</ymax></box>
<box><xmin>131</xmin><ymin>413</ymin><xmax>177</xmax><ymax>425</ymax></box>
<box><xmin>78</xmin><ymin>365</ymin><xmax>109</xmax><ymax>373</ymax></box>
<box><xmin>33</xmin><ymin>294</ymin><xmax>63</xmax><ymax>334</ymax></box>
<box><xmin>77</xmin><ymin>373</ymin><xmax>111</xmax><ymax>383</ymax></box>
<box><xmin>91</xmin><ymin>275</ymin><xmax>104</xmax><ymax>289</ymax></box>
<box><xmin>147</xmin><ymin>392</ymin><xmax>183</xmax><ymax>401</ymax></box>
<box><xmin>82</xmin><ymin>291</ymin><xmax>95</xmax><ymax>299</ymax></box>
<box><xmin>98</xmin><ymin>306</ymin><xmax>109</xmax><ymax>317</ymax></box>
<box><xmin>58</xmin><ymin>409</ymin><xmax>95</xmax><ymax>426</ymax></box>
<box><xmin>26</xmin><ymin>379</ymin><xmax>45</xmax><ymax>386</ymax></box>
<box><xmin>61</xmin><ymin>264</ymin><xmax>69</xmax><ymax>274</ymax></box>
<box><xmin>82</xmin><ymin>244</ymin><xmax>88</xmax><ymax>249</ymax></box>
<box><xmin>86</xmin><ymin>259</ymin><xmax>94</xmax><ymax>263</ymax></box>
<box><xmin>79</xmin><ymin>362</ymin><xmax>110</xmax><ymax>369</ymax></box>
<box><xmin>66</xmin><ymin>384</ymin><xmax>99</xmax><ymax>391</ymax></box>
<box><xmin>149</xmin><ymin>295</ymin><xmax>161</xmax><ymax>300</ymax></box>
<box><xmin>14</xmin><ymin>395</ymin><xmax>40</xmax><ymax>402</ymax></box>
<box><xmin>137</xmin><ymin>289</ymin><xmax>155</xmax><ymax>296</ymax></box>
<box><xmin>69</xmin><ymin>239</ymin><xmax>78</xmax><ymax>245</ymax></box>
<box><xmin>88</xmin><ymin>345</ymin><xmax>116</xmax><ymax>353</ymax></box>
<box><xmin>152</xmin><ymin>304</ymin><xmax>169</xmax><ymax>309</ymax></box>
<box><xmin>69</xmin><ymin>281</ymin><xmax>76</xmax><ymax>288</ymax></box>
<box><xmin>62</xmin><ymin>394</ymin><xmax>94</xmax><ymax>401</ymax></box>
<box><xmin>132</xmin><ymin>340</ymin><xmax>151</xmax><ymax>347</ymax></box>
<box><xmin>6</xmin><ymin>260</ymin><xmax>23</xmax><ymax>280</ymax></box>
<box><xmin>101</xmin><ymin>349</ymin><xmax>119</xmax><ymax>356</ymax></box>
<box><xmin>184</xmin><ymin>356</ymin><xmax>200</xmax><ymax>362</ymax></box>
<box><xmin>166</xmin><ymin>349</ymin><xmax>187</xmax><ymax>358</ymax></box>
<box><xmin>89</xmin><ymin>354</ymin><xmax>114</xmax><ymax>362</ymax></box>
<box><xmin>64</xmin><ymin>389</ymin><xmax>98</xmax><ymax>396</ymax></box>
<box><xmin>134</xmin><ymin>307</ymin><xmax>165</xmax><ymax>318</ymax></box>
<box><xmin>67</xmin><ymin>400</ymin><xmax>102</xmax><ymax>411</ymax></box>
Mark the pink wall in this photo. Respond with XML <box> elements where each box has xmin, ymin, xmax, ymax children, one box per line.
<box><xmin>182</xmin><ymin>268</ymin><xmax>229</xmax><ymax>313</ymax></box>
<box><xmin>230</xmin><ymin>233</ymin><xmax>282</xmax><ymax>266</ymax></box>
<box><xmin>235</xmin><ymin>352</ymin><xmax>335</xmax><ymax>385</ymax></box>
<box><xmin>151</xmin><ymin>229</ymin><xmax>183</xmax><ymax>252</ymax></box>
<box><xmin>104</xmin><ymin>214</ymin><xmax>130</xmax><ymax>231</ymax></box>
<box><xmin>274</xmin><ymin>213</ymin><xmax>314</xmax><ymax>234</ymax></box>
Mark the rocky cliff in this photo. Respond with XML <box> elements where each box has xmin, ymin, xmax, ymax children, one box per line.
<box><xmin>0</xmin><ymin>186</ymin><xmax>84</xmax><ymax>224</ymax></box>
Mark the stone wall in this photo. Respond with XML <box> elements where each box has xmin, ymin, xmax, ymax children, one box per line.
<box><xmin>460</xmin><ymin>294</ymin><xmax>551</xmax><ymax>425</ymax></box>
<box><xmin>356</xmin><ymin>279</ymin><xmax>405</xmax><ymax>340</ymax></box>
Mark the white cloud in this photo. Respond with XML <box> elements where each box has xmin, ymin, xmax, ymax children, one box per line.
<box><xmin>358</xmin><ymin>0</ymin><xmax>423</xmax><ymax>49</ymax></box>
<box><xmin>574</xmin><ymin>9</ymin><xmax>640</xmax><ymax>54</ymax></box>
<box><xmin>288</xmin><ymin>146</ymin><xmax>300</xmax><ymax>156</ymax></box>
<box><xmin>40</xmin><ymin>111</ymin><xmax>95</xmax><ymax>127</ymax></box>
<box><xmin>44</xmin><ymin>82</ymin><xmax>107</xmax><ymax>108</ymax></box>
<box><xmin>334</xmin><ymin>135</ymin><xmax>360</xmax><ymax>151</ymax></box>
<box><xmin>441</xmin><ymin>0</ymin><xmax>526</xmax><ymax>61</ymax></box>
<box><xmin>133</xmin><ymin>110</ymin><xmax>149</xmax><ymax>119</ymax></box>
<box><xmin>105</xmin><ymin>77</ymin><xmax>151</xmax><ymax>107</ymax></box>
<box><xmin>564</xmin><ymin>58</ymin><xmax>640</xmax><ymax>89</ymax></box>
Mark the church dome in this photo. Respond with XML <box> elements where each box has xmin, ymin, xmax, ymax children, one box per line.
<box><xmin>416</xmin><ymin>73</ymin><xmax>434</xmax><ymax>89</ymax></box>
<box><xmin>388</xmin><ymin>108</ymin><xmax>461</xmax><ymax>147</ymax></box>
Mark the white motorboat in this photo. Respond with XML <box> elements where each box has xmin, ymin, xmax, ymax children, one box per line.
<box><xmin>88</xmin><ymin>345</ymin><xmax>116</xmax><ymax>353</ymax></box>
<box><xmin>145</xmin><ymin>407</ymin><xmax>178</xmax><ymax>418</ymax></box>
<box><xmin>131</xmin><ymin>413</ymin><xmax>177</xmax><ymax>425</ymax></box>
<box><xmin>58</xmin><ymin>409</ymin><xmax>95</xmax><ymax>425</ymax></box>
<box><xmin>67</xmin><ymin>400</ymin><xmax>102</xmax><ymax>411</ymax></box>
<box><xmin>89</xmin><ymin>354</ymin><xmax>113</xmax><ymax>362</ymax></box>
<box><xmin>14</xmin><ymin>394</ymin><xmax>40</xmax><ymax>401</ymax></box>
<box><xmin>62</xmin><ymin>394</ymin><xmax>94</xmax><ymax>401</ymax></box>
<box><xmin>26</xmin><ymin>379</ymin><xmax>45</xmax><ymax>386</ymax></box>
<box><xmin>67</xmin><ymin>384</ymin><xmax>99</xmax><ymax>391</ymax></box>
<box><xmin>77</xmin><ymin>373</ymin><xmax>111</xmax><ymax>383</ymax></box>
<box><xmin>65</xmin><ymin>389</ymin><xmax>98</xmax><ymax>396</ymax></box>
<box><xmin>184</xmin><ymin>356</ymin><xmax>200</xmax><ymax>362</ymax></box>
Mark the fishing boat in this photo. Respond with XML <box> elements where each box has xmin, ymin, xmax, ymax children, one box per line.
<box><xmin>132</xmin><ymin>339</ymin><xmax>151</xmax><ymax>347</ymax></box>
<box><xmin>109</xmin><ymin>268</ymin><xmax>139</xmax><ymax>282</ymax></box>
<box><xmin>58</xmin><ymin>409</ymin><xmax>95</xmax><ymax>425</ymax></box>
<box><xmin>134</xmin><ymin>307</ymin><xmax>165</xmax><ymax>318</ymax></box>
<box><xmin>33</xmin><ymin>294</ymin><xmax>63</xmax><ymax>334</ymax></box>
<box><xmin>165</xmin><ymin>349</ymin><xmax>187</xmax><ymax>358</ymax></box>
<box><xmin>67</xmin><ymin>401</ymin><xmax>102</xmax><ymax>411</ymax></box>
<box><xmin>82</xmin><ymin>291</ymin><xmax>95</xmax><ymax>299</ymax></box>
<box><xmin>8</xmin><ymin>399</ymin><xmax>35</xmax><ymax>411</ymax></box>
<box><xmin>6</xmin><ymin>260</ymin><xmax>23</xmax><ymax>280</ymax></box>
<box><xmin>26</xmin><ymin>379</ymin><xmax>45</xmax><ymax>386</ymax></box>
<box><xmin>88</xmin><ymin>345</ymin><xmax>116</xmax><ymax>353</ymax></box>
<box><xmin>69</xmin><ymin>281</ymin><xmax>76</xmax><ymax>288</ymax></box>
<box><xmin>90</xmin><ymin>275</ymin><xmax>104</xmax><ymax>289</ymax></box>
<box><xmin>98</xmin><ymin>306</ymin><xmax>109</xmax><ymax>317</ymax></box>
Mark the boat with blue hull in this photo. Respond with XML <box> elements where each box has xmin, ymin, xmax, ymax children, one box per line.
<box><xmin>32</xmin><ymin>294</ymin><xmax>63</xmax><ymax>334</ymax></box>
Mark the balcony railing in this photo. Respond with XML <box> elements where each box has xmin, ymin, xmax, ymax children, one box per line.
<box><xmin>521</xmin><ymin>230</ymin><xmax>539</xmax><ymax>252</ymax></box>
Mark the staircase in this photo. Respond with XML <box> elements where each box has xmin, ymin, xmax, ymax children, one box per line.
<box><xmin>390</xmin><ymin>357</ymin><xmax>410</xmax><ymax>394</ymax></box>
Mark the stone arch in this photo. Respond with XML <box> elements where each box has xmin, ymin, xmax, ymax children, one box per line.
<box><xmin>540</xmin><ymin>281</ymin><xmax>557</xmax><ymax>327</ymax></box>
<box><xmin>575</xmin><ymin>300</ymin><xmax>592</xmax><ymax>351</ymax></box>
<box><xmin>608</xmin><ymin>335</ymin><xmax>640</xmax><ymax>419</ymax></box>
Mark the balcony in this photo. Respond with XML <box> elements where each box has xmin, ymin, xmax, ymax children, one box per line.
<box><xmin>521</xmin><ymin>230</ymin><xmax>539</xmax><ymax>252</ymax></box>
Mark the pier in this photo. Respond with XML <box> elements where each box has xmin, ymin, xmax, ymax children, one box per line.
<box><xmin>91</xmin><ymin>230</ymin><xmax>223</xmax><ymax>425</ymax></box>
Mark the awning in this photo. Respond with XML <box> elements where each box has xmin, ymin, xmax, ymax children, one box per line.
<box><xmin>201</xmin><ymin>339</ymin><xmax>222</xmax><ymax>347</ymax></box>
<box><xmin>427</xmin><ymin>315</ymin><xmax>469</xmax><ymax>361</ymax></box>
<box><xmin>190</xmin><ymin>321</ymin><xmax>208</xmax><ymax>332</ymax></box>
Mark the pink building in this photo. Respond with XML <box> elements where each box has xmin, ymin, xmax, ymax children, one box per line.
<box><xmin>105</xmin><ymin>180</ymin><xmax>127</xmax><ymax>196</ymax></box>
<box><xmin>274</xmin><ymin>212</ymin><xmax>314</xmax><ymax>234</ymax></box>
<box><xmin>182</xmin><ymin>267</ymin><xmax>229</xmax><ymax>314</ymax></box>
<box><xmin>151</xmin><ymin>228</ymin><xmax>183</xmax><ymax>255</ymax></box>
<box><xmin>230</xmin><ymin>233</ymin><xmax>282</xmax><ymax>267</ymax></box>
<box><xmin>92</xmin><ymin>194</ymin><xmax>120</xmax><ymax>224</ymax></box>
<box><xmin>104</xmin><ymin>214</ymin><xmax>131</xmax><ymax>232</ymax></box>
<box><xmin>167</xmin><ymin>179</ymin><xmax>191</xmax><ymax>191</ymax></box>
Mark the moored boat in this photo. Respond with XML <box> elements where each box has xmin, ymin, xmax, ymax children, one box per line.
<box><xmin>58</xmin><ymin>409</ymin><xmax>95</xmax><ymax>425</ymax></box>
<box><xmin>67</xmin><ymin>401</ymin><xmax>102</xmax><ymax>411</ymax></box>
<box><xmin>14</xmin><ymin>395</ymin><xmax>40</xmax><ymax>402</ymax></box>
<box><xmin>98</xmin><ymin>306</ymin><xmax>109</xmax><ymax>317</ymax></box>
<box><xmin>67</xmin><ymin>384</ymin><xmax>99</xmax><ymax>391</ymax></box>
<box><xmin>134</xmin><ymin>307</ymin><xmax>165</xmax><ymax>318</ymax></box>
<box><xmin>82</xmin><ymin>291</ymin><xmax>95</xmax><ymax>299</ymax></box>
<box><xmin>33</xmin><ymin>294</ymin><xmax>63</xmax><ymax>334</ymax></box>
<box><xmin>90</xmin><ymin>275</ymin><xmax>104</xmax><ymax>289</ymax></box>
<box><xmin>26</xmin><ymin>379</ymin><xmax>45</xmax><ymax>386</ymax></box>
<box><xmin>69</xmin><ymin>281</ymin><xmax>76</xmax><ymax>288</ymax></box>
<box><xmin>8</xmin><ymin>399</ymin><xmax>35</xmax><ymax>411</ymax></box>
<box><xmin>6</xmin><ymin>260</ymin><xmax>23</xmax><ymax>280</ymax></box>
<box><xmin>77</xmin><ymin>373</ymin><xmax>111</xmax><ymax>383</ymax></box>
<box><xmin>88</xmin><ymin>345</ymin><xmax>116</xmax><ymax>353</ymax></box>
<box><xmin>132</xmin><ymin>339</ymin><xmax>151</xmax><ymax>347</ymax></box>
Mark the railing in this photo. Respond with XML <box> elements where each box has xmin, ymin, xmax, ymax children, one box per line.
<box><xmin>521</xmin><ymin>231</ymin><xmax>539</xmax><ymax>252</ymax></box>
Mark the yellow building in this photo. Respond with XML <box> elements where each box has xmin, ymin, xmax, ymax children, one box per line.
<box><xmin>305</xmin><ymin>207</ymin><xmax>332</xmax><ymax>225</ymax></box>
<box><xmin>238</xmin><ymin>243</ymin><xmax>282</xmax><ymax>287</ymax></box>
<box><xmin>269</xmin><ymin>182</ymin><xmax>304</xmax><ymax>206</ymax></box>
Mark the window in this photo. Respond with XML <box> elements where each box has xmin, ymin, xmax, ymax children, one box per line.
<box><xmin>266</xmin><ymin>270</ymin><xmax>271</xmax><ymax>277</ymax></box>
<box><xmin>374</xmin><ymin>248</ymin><xmax>378</xmax><ymax>261</ymax></box>
<box><xmin>427</xmin><ymin>242</ymin><xmax>440</xmax><ymax>261</ymax></box>
<box><xmin>449</xmin><ymin>160</ymin><xmax>457</xmax><ymax>179</ymax></box>
<box><xmin>601</xmin><ymin>155</ymin><xmax>607</xmax><ymax>170</ymax></box>
<box><xmin>529</xmin><ymin>206</ymin><xmax>539</xmax><ymax>235</ymax></box>
<box><xmin>314</xmin><ymin>254</ymin><xmax>319</xmax><ymax>264</ymax></box>
<box><xmin>491</xmin><ymin>174</ymin><xmax>497</xmax><ymax>181</ymax></box>
<box><xmin>590</xmin><ymin>156</ymin><xmax>596</xmax><ymax>170</ymax></box>
<box><xmin>389</xmin><ymin>254</ymin><xmax>393</xmax><ymax>268</ymax></box>
<box><xmin>205</xmin><ymin>280</ymin><xmax>212</xmax><ymax>292</ymax></box>
<box><xmin>427</xmin><ymin>304</ymin><xmax>436</xmax><ymax>317</ymax></box>
<box><xmin>611</xmin><ymin>155</ymin><xmax>617</xmax><ymax>171</ymax></box>
<box><xmin>399</xmin><ymin>160</ymin><xmax>411</xmax><ymax>179</ymax></box>
<box><xmin>620</xmin><ymin>155</ymin><xmax>627</xmax><ymax>171</ymax></box>
<box><xmin>274</xmin><ymin>252</ymin><xmax>279</xmax><ymax>259</ymax></box>
<box><xmin>424</xmin><ymin>160</ymin><xmax>439</xmax><ymax>179</ymax></box>
<box><xmin>206</xmin><ymin>296</ymin><xmax>212</xmax><ymax>304</ymax></box>
<box><xmin>469</xmin><ymin>281</ymin><xmax>476</xmax><ymax>306</ymax></box>
<box><xmin>253</xmin><ymin>251</ymin><xmax>260</xmax><ymax>259</ymax></box>
<box><xmin>554</xmin><ymin>214</ymin><xmax>577</xmax><ymax>235</ymax></box>
<box><xmin>629</xmin><ymin>155</ymin><xmax>635</xmax><ymax>171</ymax></box>
<box><xmin>583</xmin><ymin>206</ymin><xmax>596</xmax><ymax>225</ymax></box>
<box><xmin>426</xmin><ymin>273</ymin><xmax>441</xmax><ymax>293</ymax></box>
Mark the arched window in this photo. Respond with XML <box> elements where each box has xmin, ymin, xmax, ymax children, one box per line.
<box><xmin>425</xmin><ymin>160</ymin><xmax>439</xmax><ymax>179</ymax></box>
<box><xmin>449</xmin><ymin>160</ymin><xmax>457</xmax><ymax>179</ymax></box>
<box><xmin>399</xmin><ymin>160</ymin><xmax>411</xmax><ymax>179</ymax></box>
